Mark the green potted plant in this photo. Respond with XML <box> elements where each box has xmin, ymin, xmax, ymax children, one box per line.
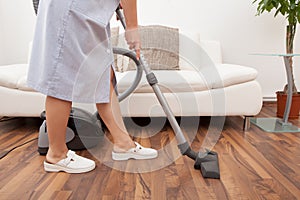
<box><xmin>254</xmin><ymin>0</ymin><xmax>300</xmax><ymax>118</ymax></box>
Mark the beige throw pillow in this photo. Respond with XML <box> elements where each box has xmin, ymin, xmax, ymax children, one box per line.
<box><xmin>110</xmin><ymin>26</ymin><xmax>119</xmax><ymax>46</ymax></box>
<box><xmin>110</xmin><ymin>26</ymin><xmax>122</xmax><ymax>72</ymax></box>
<box><xmin>126</xmin><ymin>25</ymin><xmax>179</xmax><ymax>71</ymax></box>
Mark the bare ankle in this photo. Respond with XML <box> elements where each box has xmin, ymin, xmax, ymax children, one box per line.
<box><xmin>46</xmin><ymin>148</ymin><xmax>68</xmax><ymax>164</ymax></box>
<box><xmin>114</xmin><ymin>139</ymin><xmax>135</xmax><ymax>151</ymax></box>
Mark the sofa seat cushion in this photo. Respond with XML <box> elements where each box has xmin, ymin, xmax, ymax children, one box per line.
<box><xmin>0</xmin><ymin>63</ymin><xmax>258</xmax><ymax>95</ymax></box>
<box><xmin>0</xmin><ymin>64</ymin><xmax>34</xmax><ymax>91</ymax></box>
<box><xmin>213</xmin><ymin>64</ymin><xmax>258</xmax><ymax>89</ymax></box>
<box><xmin>116</xmin><ymin>70</ymin><xmax>210</xmax><ymax>93</ymax></box>
<box><xmin>116</xmin><ymin>64</ymin><xmax>258</xmax><ymax>93</ymax></box>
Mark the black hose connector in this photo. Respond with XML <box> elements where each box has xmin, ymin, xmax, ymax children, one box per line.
<box><xmin>178</xmin><ymin>142</ymin><xmax>197</xmax><ymax>160</ymax></box>
<box><xmin>146</xmin><ymin>72</ymin><xmax>158</xmax><ymax>86</ymax></box>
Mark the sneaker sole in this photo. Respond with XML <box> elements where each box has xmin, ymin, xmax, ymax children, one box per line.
<box><xmin>112</xmin><ymin>152</ymin><xmax>158</xmax><ymax>161</ymax></box>
<box><xmin>44</xmin><ymin>161</ymin><xmax>96</xmax><ymax>173</ymax></box>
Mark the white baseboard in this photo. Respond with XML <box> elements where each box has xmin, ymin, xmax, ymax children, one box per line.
<box><xmin>263</xmin><ymin>97</ymin><xmax>276</xmax><ymax>102</ymax></box>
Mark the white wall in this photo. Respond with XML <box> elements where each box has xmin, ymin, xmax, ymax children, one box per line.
<box><xmin>0</xmin><ymin>0</ymin><xmax>36</xmax><ymax>65</ymax></box>
<box><xmin>0</xmin><ymin>0</ymin><xmax>300</xmax><ymax>99</ymax></box>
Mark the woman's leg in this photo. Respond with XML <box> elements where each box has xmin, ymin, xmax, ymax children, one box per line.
<box><xmin>44</xmin><ymin>96</ymin><xmax>95</xmax><ymax>173</ymax></box>
<box><xmin>96</xmin><ymin>67</ymin><xmax>158</xmax><ymax>161</ymax></box>
<box><xmin>45</xmin><ymin>96</ymin><xmax>71</xmax><ymax>163</ymax></box>
<box><xmin>96</xmin><ymin>68</ymin><xmax>135</xmax><ymax>151</ymax></box>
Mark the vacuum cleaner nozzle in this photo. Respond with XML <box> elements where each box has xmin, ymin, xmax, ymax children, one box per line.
<box><xmin>194</xmin><ymin>150</ymin><xmax>220</xmax><ymax>179</ymax></box>
<box><xmin>178</xmin><ymin>142</ymin><xmax>220</xmax><ymax>179</ymax></box>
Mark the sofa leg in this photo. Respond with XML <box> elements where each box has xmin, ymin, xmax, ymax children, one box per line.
<box><xmin>243</xmin><ymin>116</ymin><xmax>251</xmax><ymax>131</ymax></box>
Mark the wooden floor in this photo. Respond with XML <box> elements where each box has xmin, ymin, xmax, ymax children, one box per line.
<box><xmin>1</xmin><ymin>103</ymin><xmax>300</xmax><ymax>199</ymax></box>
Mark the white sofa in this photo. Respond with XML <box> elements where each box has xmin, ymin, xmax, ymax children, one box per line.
<box><xmin>0</xmin><ymin>32</ymin><xmax>262</xmax><ymax>130</ymax></box>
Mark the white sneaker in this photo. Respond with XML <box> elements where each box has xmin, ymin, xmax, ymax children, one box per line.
<box><xmin>44</xmin><ymin>150</ymin><xmax>96</xmax><ymax>173</ymax></box>
<box><xmin>112</xmin><ymin>142</ymin><xmax>158</xmax><ymax>161</ymax></box>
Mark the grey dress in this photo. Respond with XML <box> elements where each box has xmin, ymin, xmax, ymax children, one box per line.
<box><xmin>27</xmin><ymin>0</ymin><xmax>120</xmax><ymax>103</ymax></box>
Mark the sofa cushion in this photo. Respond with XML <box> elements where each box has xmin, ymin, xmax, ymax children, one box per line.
<box><xmin>0</xmin><ymin>62</ymin><xmax>257</xmax><ymax>96</ymax></box>
<box><xmin>126</xmin><ymin>25</ymin><xmax>180</xmax><ymax>71</ymax></box>
<box><xmin>213</xmin><ymin>64</ymin><xmax>258</xmax><ymax>89</ymax></box>
<box><xmin>178</xmin><ymin>30</ymin><xmax>200</xmax><ymax>70</ymax></box>
<box><xmin>0</xmin><ymin>64</ymin><xmax>34</xmax><ymax>91</ymax></box>
<box><xmin>199</xmin><ymin>40</ymin><xmax>222</xmax><ymax>65</ymax></box>
<box><xmin>116</xmin><ymin>70</ymin><xmax>210</xmax><ymax>93</ymax></box>
<box><xmin>111</xmin><ymin>26</ymin><xmax>122</xmax><ymax>72</ymax></box>
<box><xmin>17</xmin><ymin>76</ymin><xmax>34</xmax><ymax>91</ymax></box>
<box><xmin>116</xmin><ymin>64</ymin><xmax>257</xmax><ymax>93</ymax></box>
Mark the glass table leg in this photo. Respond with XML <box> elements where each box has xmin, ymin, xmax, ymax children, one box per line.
<box><xmin>250</xmin><ymin>56</ymin><xmax>300</xmax><ymax>133</ymax></box>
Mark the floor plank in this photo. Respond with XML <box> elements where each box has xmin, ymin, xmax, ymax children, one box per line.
<box><xmin>1</xmin><ymin>103</ymin><xmax>300</xmax><ymax>199</ymax></box>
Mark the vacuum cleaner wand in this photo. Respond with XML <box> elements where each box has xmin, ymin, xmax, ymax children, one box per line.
<box><xmin>115</xmin><ymin>6</ymin><xmax>220</xmax><ymax>179</ymax></box>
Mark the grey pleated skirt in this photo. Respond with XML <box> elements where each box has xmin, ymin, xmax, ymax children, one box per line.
<box><xmin>27</xmin><ymin>0</ymin><xmax>120</xmax><ymax>103</ymax></box>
